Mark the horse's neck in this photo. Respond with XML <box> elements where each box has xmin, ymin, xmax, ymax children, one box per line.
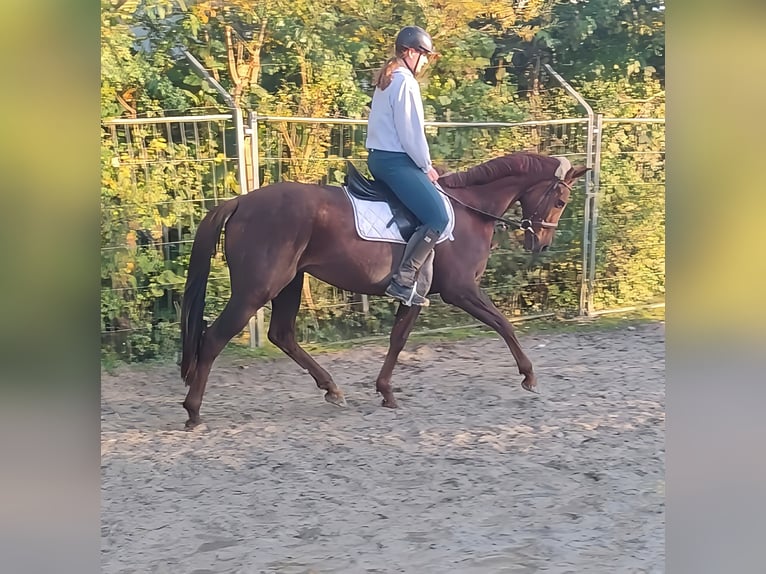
<box><xmin>451</xmin><ymin>177</ymin><xmax>526</xmax><ymax>216</ymax></box>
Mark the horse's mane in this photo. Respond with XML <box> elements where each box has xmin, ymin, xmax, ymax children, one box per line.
<box><xmin>440</xmin><ymin>152</ymin><xmax>555</xmax><ymax>188</ymax></box>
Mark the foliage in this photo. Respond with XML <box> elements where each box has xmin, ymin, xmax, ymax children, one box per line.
<box><xmin>543</xmin><ymin>0</ymin><xmax>665</xmax><ymax>84</ymax></box>
<box><xmin>100</xmin><ymin>0</ymin><xmax>664</xmax><ymax>361</ymax></box>
<box><xmin>592</xmin><ymin>121</ymin><xmax>665</xmax><ymax>308</ymax></box>
<box><xmin>100</xmin><ymin>118</ymin><xmax>238</xmax><ymax>360</ymax></box>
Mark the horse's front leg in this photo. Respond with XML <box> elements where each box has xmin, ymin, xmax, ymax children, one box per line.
<box><xmin>375</xmin><ymin>303</ymin><xmax>422</xmax><ymax>407</ymax></box>
<box><xmin>441</xmin><ymin>285</ymin><xmax>537</xmax><ymax>393</ymax></box>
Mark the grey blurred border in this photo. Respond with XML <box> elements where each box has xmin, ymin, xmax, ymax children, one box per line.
<box><xmin>668</xmin><ymin>2</ymin><xmax>766</xmax><ymax>573</ymax></box>
<box><xmin>0</xmin><ymin>1</ymin><xmax>101</xmax><ymax>573</ymax></box>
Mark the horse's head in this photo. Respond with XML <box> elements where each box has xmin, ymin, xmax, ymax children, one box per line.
<box><xmin>439</xmin><ymin>152</ymin><xmax>590</xmax><ymax>252</ymax></box>
<box><xmin>519</xmin><ymin>157</ymin><xmax>589</xmax><ymax>252</ymax></box>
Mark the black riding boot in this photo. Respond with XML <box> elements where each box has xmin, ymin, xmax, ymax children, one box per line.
<box><xmin>415</xmin><ymin>249</ymin><xmax>434</xmax><ymax>300</ymax></box>
<box><xmin>386</xmin><ymin>226</ymin><xmax>440</xmax><ymax>306</ymax></box>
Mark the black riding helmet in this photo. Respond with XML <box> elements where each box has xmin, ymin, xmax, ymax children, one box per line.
<box><xmin>395</xmin><ymin>26</ymin><xmax>435</xmax><ymax>55</ymax></box>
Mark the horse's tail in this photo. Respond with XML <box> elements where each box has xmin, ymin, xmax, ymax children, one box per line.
<box><xmin>180</xmin><ymin>197</ymin><xmax>241</xmax><ymax>385</ymax></box>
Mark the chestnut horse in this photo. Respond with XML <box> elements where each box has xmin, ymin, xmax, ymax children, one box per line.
<box><xmin>180</xmin><ymin>152</ymin><xmax>588</xmax><ymax>427</ymax></box>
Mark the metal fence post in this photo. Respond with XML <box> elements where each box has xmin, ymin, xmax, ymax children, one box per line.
<box><xmin>248</xmin><ymin>110</ymin><xmax>261</xmax><ymax>190</ymax></box>
<box><xmin>235</xmin><ymin>109</ymin><xmax>265</xmax><ymax>348</ymax></box>
<box><xmin>587</xmin><ymin>114</ymin><xmax>604</xmax><ymax>313</ymax></box>
<box><xmin>233</xmin><ymin>106</ymin><xmax>261</xmax><ymax>349</ymax></box>
<box><xmin>544</xmin><ymin>64</ymin><xmax>596</xmax><ymax>315</ymax></box>
<box><xmin>247</xmin><ymin>111</ymin><xmax>265</xmax><ymax>348</ymax></box>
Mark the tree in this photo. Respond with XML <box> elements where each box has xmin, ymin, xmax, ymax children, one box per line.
<box><xmin>542</xmin><ymin>0</ymin><xmax>665</xmax><ymax>85</ymax></box>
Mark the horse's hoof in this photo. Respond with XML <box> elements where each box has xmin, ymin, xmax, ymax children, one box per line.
<box><xmin>324</xmin><ymin>391</ymin><xmax>347</xmax><ymax>407</ymax></box>
<box><xmin>184</xmin><ymin>418</ymin><xmax>201</xmax><ymax>429</ymax></box>
<box><xmin>381</xmin><ymin>397</ymin><xmax>398</xmax><ymax>409</ymax></box>
<box><xmin>521</xmin><ymin>378</ymin><xmax>539</xmax><ymax>394</ymax></box>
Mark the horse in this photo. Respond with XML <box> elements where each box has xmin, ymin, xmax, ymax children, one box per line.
<box><xmin>180</xmin><ymin>151</ymin><xmax>588</xmax><ymax>428</ymax></box>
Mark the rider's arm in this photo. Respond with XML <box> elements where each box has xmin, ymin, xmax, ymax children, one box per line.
<box><xmin>390</xmin><ymin>71</ymin><xmax>433</xmax><ymax>174</ymax></box>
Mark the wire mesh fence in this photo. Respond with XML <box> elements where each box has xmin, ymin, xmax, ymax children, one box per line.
<box><xmin>590</xmin><ymin>119</ymin><xmax>665</xmax><ymax>311</ymax></box>
<box><xmin>100</xmin><ymin>112</ymin><xmax>664</xmax><ymax>360</ymax></box>
<box><xmin>101</xmin><ymin>114</ymin><xmax>241</xmax><ymax>358</ymax></box>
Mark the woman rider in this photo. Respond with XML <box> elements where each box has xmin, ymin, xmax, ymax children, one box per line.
<box><xmin>365</xmin><ymin>26</ymin><xmax>448</xmax><ymax>307</ymax></box>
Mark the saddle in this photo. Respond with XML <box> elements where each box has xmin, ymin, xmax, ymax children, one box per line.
<box><xmin>343</xmin><ymin>162</ymin><xmax>419</xmax><ymax>240</ymax></box>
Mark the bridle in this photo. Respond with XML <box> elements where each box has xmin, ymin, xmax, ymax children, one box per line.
<box><xmin>436</xmin><ymin>177</ymin><xmax>573</xmax><ymax>240</ymax></box>
<box><xmin>519</xmin><ymin>177</ymin><xmax>573</xmax><ymax>232</ymax></box>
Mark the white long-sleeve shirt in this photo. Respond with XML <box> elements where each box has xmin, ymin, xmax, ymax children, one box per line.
<box><xmin>365</xmin><ymin>67</ymin><xmax>432</xmax><ymax>173</ymax></box>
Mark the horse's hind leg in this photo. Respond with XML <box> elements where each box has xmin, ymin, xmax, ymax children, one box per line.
<box><xmin>442</xmin><ymin>284</ymin><xmax>537</xmax><ymax>393</ymax></box>
<box><xmin>183</xmin><ymin>294</ymin><xmax>260</xmax><ymax>427</ymax></box>
<box><xmin>268</xmin><ymin>272</ymin><xmax>346</xmax><ymax>406</ymax></box>
<box><xmin>375</xmin><ymin>303</ymin><xmax>422</xmax><ymax>407</ymax></box>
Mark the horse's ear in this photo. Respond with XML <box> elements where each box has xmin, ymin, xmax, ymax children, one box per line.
<box><xmin>567</xmin><ymin>166</ymin><xmax>590</xmax><ymax>181</ymax></box>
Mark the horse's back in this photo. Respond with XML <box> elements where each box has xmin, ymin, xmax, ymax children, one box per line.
<box><xmin>237</xmin><ymin>182</ymin><xmax>346</xmax><ymax>220</ymax></box>
<box><xmin>225</xmin><ymin>181</ymin><xmax>352</xmax><ymax>248</ymax></box>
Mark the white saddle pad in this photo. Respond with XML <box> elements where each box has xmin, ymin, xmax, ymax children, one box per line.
<box><xmin>343</xmin><ymin>186</ymin><xmax>455</xmax><ymax>245</ymax></box>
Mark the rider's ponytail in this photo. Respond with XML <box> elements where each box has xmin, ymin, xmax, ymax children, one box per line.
<box><xmin>374</xmin><ymin>49</ymin><xmax>407</xmax><ymax>90</ymax></box>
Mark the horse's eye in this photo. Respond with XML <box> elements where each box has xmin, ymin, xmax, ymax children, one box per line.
<box><xmin>555</xmin><ymin>200</ymin><xmax>566</xmax><ymax>208</ymax></box>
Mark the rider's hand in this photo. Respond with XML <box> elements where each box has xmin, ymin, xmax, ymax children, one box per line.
<box><xmin>426</xmin><ymin>167</ymin><xmax>440</xmax><ymax>183</ymax></box>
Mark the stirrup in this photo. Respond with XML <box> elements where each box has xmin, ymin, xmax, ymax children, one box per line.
<box><xmin>385</xmin><ymin>280</ymin><xmax>430</xmax><ymax>307</ymax></box>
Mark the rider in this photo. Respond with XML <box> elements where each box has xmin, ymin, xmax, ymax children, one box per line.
<box><xmin>366</xmin><ymin>25</ymin><xmax>449</xmax><ymax>307</ymax></box>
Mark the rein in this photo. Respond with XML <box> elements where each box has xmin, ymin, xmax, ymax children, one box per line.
<box><xmin>435</xmin><ymin>178</ymin><xmax>572</xmax><ymax>234</ymax></box>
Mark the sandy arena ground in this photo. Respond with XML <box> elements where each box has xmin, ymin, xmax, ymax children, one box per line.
<box><xmin>101</xmin><ymin>322</ymin><xmax>665</xmax><ymax>573</ymax></box>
